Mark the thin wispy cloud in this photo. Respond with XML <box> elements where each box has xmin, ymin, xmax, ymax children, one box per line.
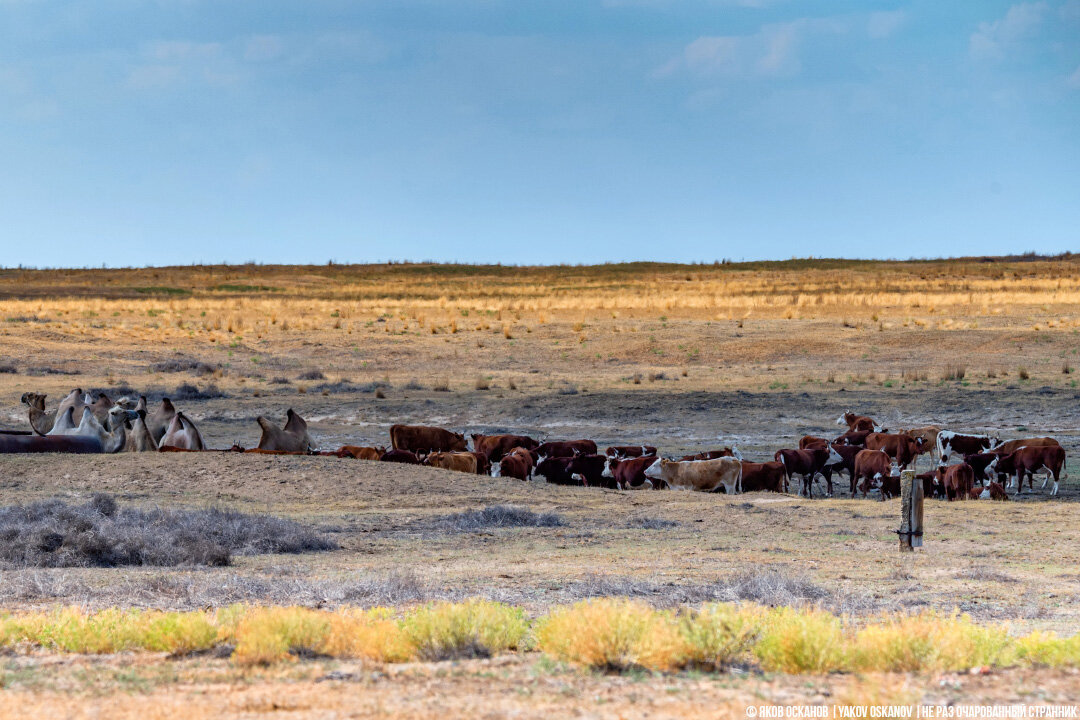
<box><xmin>969</xmin><ymin>2</ymin><xmax>1048</xmax><ymax>61</ymax></box>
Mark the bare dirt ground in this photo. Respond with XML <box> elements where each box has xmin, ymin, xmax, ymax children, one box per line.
<box><xmin>2</xmin><ymin>260</ymin><xmax>1080</xmax><ymax>712</ymax></box>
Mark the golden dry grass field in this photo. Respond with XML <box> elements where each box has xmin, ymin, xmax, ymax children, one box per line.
<box><xmin>1</xmin><ymin>257</ymin><xmax>1080</xmax><ymax>716</ymax></box>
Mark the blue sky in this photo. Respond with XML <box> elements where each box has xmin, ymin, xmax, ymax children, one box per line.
<box><xmin>1</xmin><ymin>0</ymin><xmax>1077</xmax><ymax>267</ymax></box>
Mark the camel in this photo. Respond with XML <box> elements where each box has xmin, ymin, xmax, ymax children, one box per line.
<box><xmin>21</xmin><ymin>392</ymin><xmax>55</xmax><ymax>435</ymax></box>
<box><xmin>256</xmin><ymin>409</ymin><xmax>313</xmax><ymax>452</ymax></box>
<box><xmin>160</xmin><ymin>412</ymin><xmax>205</xmax><ymax>451</ymax></box>
<box><xmin>145</xmin><ymin>397</ymin><xmax>176</xmax><ymax>444</ymax></box>
<box><xmin>106</xmin><ymin>405</ymin><xmax>157</xmax><ymax>452</ymax></box>
<box><xmin>49</xmin><ymin>406</ymin><xmax>126</xmax><ymax>452</ymax></box>
<box><xmin>127</xmin><ymin>410</ymin><xmax>158</xmax><ymax>452</ymax></box>
<box><xmin>47</xmin><ymin>406</ymin><xmax>79</xmax><ymax>436</ymax></box>
<box><xmin>86</xmin><ymin>393</ymin><xmax>113</xmax><ymax>427</ymax></box>
<box><xmin>54</xmin><ymin>389</ymin><xmax>88</xmax><ymax>429</ymax></box>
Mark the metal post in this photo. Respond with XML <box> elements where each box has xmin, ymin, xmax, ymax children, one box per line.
<box><xmin>897</xmin><ymin>469</ymin><xmax>924</xmax><ymax>552</ymax></box>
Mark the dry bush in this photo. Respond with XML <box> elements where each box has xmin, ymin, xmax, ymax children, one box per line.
<box><xmin>1019</xmin><ymin>367</ymin><xmax>1031</xmax><ymax>380</ymax></box>
<box><xmin>432</xmin><ymin>377</ymin><xmax>451</xmax><ymax>392</ymax></box>
<box><xmin>474</xmin><ymin>376</ymin><xmax>490</xmax><ymax>391</ymax></box>
<box><xmin>0</xmin><ymin>495</ymin><xmax>336</xmax><ymax>569</ymax></box>
<box><xmin>433</xmin><ymin>505</ymin><xmax>564</xmax><ymax>533</ymax></box>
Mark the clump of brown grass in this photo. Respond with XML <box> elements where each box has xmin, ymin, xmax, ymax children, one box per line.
<box><xmin>632</xmin><ymin>373</ymin><xmax>642</xmax><ymax>385</ymax></box>
<box><xmin>941</xmin><ymin>364</ymin><xmax>966</xmax><ymax>381</ymax></box>
<box><xmin>1018</xmin><ymin>367</ymin><xmax>1030</xmax><ymax>380</ymax></box>
<box><xmin>502</xmin><ymin>324</ymin><xmax>512</xmax><ymax>339</ymax></box>
<box><xmin>474</xmin><ymin>376</ymin><xmax>490</xmax><ymax>391</ymax></box>
<box><xmin>432</xmin><ymin>377</ymin><xmax>450</xmax><ymax>392</ymax></box>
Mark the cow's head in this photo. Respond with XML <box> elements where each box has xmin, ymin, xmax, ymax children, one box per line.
<box><xmin>826</xmin><ymin>445</ymin><xmax>844</xmax><ymax>468</ymax></box>
<box><xmin>835</xmin><ymin>412</ymin><xmax>850</xmax><ymax>426</ymax></box>
<box><xmin>643</xmin><ymin>458</ymin><xmax>664</xmax><ymax>480</ymax></box>
<box><xmin>490</xmin><ymin>461</ymin><xmax>503</xmax><ymax>478</ymax></box>
<box><xmin>601</xmin><ymin>458</ymin><xmax>617</xmax><ymax>478</ymax></box>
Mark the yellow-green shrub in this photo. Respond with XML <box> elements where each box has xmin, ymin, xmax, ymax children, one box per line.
<box><xmin>754</xmin><ymin>607</ymin><xmax>845</xmax><ymax>673</ymax></box>
<box><xmin>402</xmin><ymin>599</ymin><xmax>527</xmax><ymax>661</ymax></box>
<box><xmin>535</xmin><ymin>598</ymin><xmax>687</xmax><ymax>672</ymax></box>
<box><xmin>1015</xmin><ymin>631</ymin><xmax>1080</xmax><ymax>668</ymax></box>
<box><xmin>232</xmin><ymin>607</ymin><xmax>330</xmax><ymax>666</ymax></box>
<box><xmin>679</xmin><ymin>603</ymin><xmax>764</xmax><ymax>670</ymax></box>
<box><xmin>320</xmin><ymin>607</ymin><xmax>415</xmax><ymax>662</ymax></box>
<box><xmin>140</xmin><ymin>612</ymin><xmax>219</xmax><ymax>655</ymax></box>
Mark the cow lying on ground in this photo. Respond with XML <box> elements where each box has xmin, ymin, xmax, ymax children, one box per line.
<box><xmin>426</xmin><ymin>451</ymin><xmax>478</xmax><ymax>474</ymax></box>
<box><xmin>335</xmin><ymin>445</ymin><xmax>385</xmax><ymax>460</ymax></box>
<box><xmin>380</xmin><ymin>449</ymin><xmax>420</xmax><ymax>464</ymax></box>
<box><xmin>644</xmin><ymin>457</ymin><xmax>741</xmax><ymax>493</ymax></box>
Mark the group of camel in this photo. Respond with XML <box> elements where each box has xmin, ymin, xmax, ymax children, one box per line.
<box><xmin>15</xmin><ymin>389</ymin><xmax>310</xmax><ymax>455</ymax></box>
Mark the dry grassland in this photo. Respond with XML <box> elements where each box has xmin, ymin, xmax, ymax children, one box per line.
<box><xmin>2</xmin><ymin>257</ymin><xmax>1080</xmax><ymax>713</ymax></box>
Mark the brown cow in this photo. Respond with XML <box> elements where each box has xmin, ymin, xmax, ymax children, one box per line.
<box><xmin>818</xmin><ymin>443</ymin><xmax>861</xmax><ymax>496</ymax></box>
<box><xmin>257</xmin><ymin>409</ymin><xmax>313</xmax><ymax>452</ymax></box>
<box><xmin>380</xmin><ymin>449</ymin><xmax>420</xmax><ymax>464</ymax></box>
<box><xmin>534</xmin><ymin>457</ymin><xmax>580</xmax><ymax>486</ymax></box>
<box><xmin>799</xmin><ymin>436</ymin><xmax>830</xmax><ymax>450</ymax></box>
<box><xmin>567</xmin><ymin>454</ymin><xmax>611</xmax><ymax>488</ymax></box>
<box><xmin>935</xmin><ymin>463</ymin><xmax>975</xmax><ymax>501</ymax></box>
<box><xmin>493</xmin><ymin>447</ymin><xmax>532</xmax><ymax>480</ymax></box>
<box><xmin>854</xmin><ymin>449</ymin><xmax>899</xmax><ymax>498</ymax></box>
<box><xmin>836</xmin><ymin>412</ymin><xmax>883</xmax><ymax>432</ymax></box>
<box><xmin>865</xmin><ymin>432</ymin><xmax>922</xmax><ymax>469</ymax></box>
<box><xmin>390</xmin><ymin>425</ymin><xmax>466</xmax><ymax>455</ymax></box>
<box><xmin>644</xmin><ymin>457</ymin><xmax>741</xmax><ymax>493</ymax></box>
<box><xmin>603</xmin><ymin>456</ymin><xmax>658</xmax><ymax>490</ymax></box>
<box><xmin>678</xmin><ymin>447</ymin><xmax>742</xmax><ymax>461</ymax></box>
<box><xmin>470</xmin><ymin>433</ymin><xmax>539</xmax><ymax>461</ymax></box>
<box><xmin>426</xmin><ymin>451</ymin><xmax>478</xmax><ymax>474</ymax></box>
<box><xmin>775</xmin><ymin>446</ymin><xmax>843</xmax><ymax>497</ymax></box>
<box><xmin>915</xmin><ymin>471</ymin><xmax>941</xmax><ymax>499</ymax></box>
<box><xmin>335</xmin><ymin>445</ymin><xmax>384</xmax><ymax>460</ymax></box>
<box><xmin>996</xmin><ymin>445</ymin><xmax>1067</xmax><ymax>495</ymax></box>
<box><xmin>739</xmin><ymin>461</ymin><xmax>786</xmax><ymax>493</ymax></box>
<box><xmin>899</xmin><ymin>426</ymin><xmax>941</xmax><ymax>462</ymax></box>
<box><xmin>833</xmin><ymin>429</ymin><xmax>872</xmax><ymax>447</ymax></box>
<box><xmin>979</xmin><ymin>482</ymin><xmax>1010</xmax><ymax>501</ymax></box>
<box><xmin>605</xmin><ymin>445</ymin><xmax>657</xmax><ymax>459</ymax></box>
<box><xmin>536</xmin><ymin>439</ymin><xmax>598</xmax><ymax>460</ymax></box>
<box><xmin>470</xmin><ymin>451</ymin><xmax>491</xmax><ymax>475</ymax></box>
<box><xmin>991</xmin><ymin>437</ymin><xmax>1061</xmax><ymax>455</ymax></box>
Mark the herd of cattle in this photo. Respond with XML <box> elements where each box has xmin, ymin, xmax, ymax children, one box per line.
<box><xmin>3</xmin><ymin>392</ymin><xmax>1068</xmax><ymax>501</ymax></box>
